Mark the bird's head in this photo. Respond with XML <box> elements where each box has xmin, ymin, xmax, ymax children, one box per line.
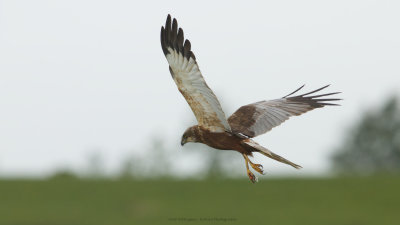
<box><xmin>181</xmin><ymin>126</ymin><xmax>199</xmax><ymax>146</ymax></box>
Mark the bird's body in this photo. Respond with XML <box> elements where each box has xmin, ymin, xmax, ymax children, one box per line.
<box><xmin>161</xmin><ymin>15</ymin><xmax>341</xmax><ymax>183</ymax></box>
<box><xmin>185</xmin><ymin>125</ymin><xmax>250</xmax><ymax>153</ymax></box>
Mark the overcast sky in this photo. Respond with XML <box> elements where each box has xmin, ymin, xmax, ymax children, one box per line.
<box><xmin>1</xmin><ymin>0</ymin><xmax>399</xmax><ymax>177</ymax></box>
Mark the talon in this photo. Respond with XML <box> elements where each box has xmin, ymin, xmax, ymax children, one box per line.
<box><xmin>251</xmin><ymin>163</ymin><xmax>265</xmax><ymax>175</ymax></box>
<box><xmin>242</xmin><ymin>153</ymin><xmax>260</xmax><ymax>183</ymax></box>
<box><xmin>247</xmin><ymin>171</ymin><xmax>258</xmax><ymax>183</ymax></box>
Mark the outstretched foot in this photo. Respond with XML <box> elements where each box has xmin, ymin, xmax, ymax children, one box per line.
<box><xmin>247</xmin><ymin>170</ymin><xmax>258</xmax><ymax>183</ymax></box>
<box><xmin>250</xmin><ymin>162</ymin><xmax>264</xmax><ymax>175</ymax></box>
<box><xmin>242</xmin><ymin>154</ymin><xmax>261</xmax><ymax>183</ymax></box>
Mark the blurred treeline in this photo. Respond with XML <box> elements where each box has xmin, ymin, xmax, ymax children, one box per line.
<box><xmin>50</xmin><ymin>137</ymin><xmax>243</xmax><ymax>180</ymax></box>
<box><xmin>331</xmin><ymin>96</ymin><xmax>400</xmax><ymax>175</ymax></box>
<box><xmin>49</xmin><ymin>96</ymin><xmax>400</xmax><ymax>180</ymax></box>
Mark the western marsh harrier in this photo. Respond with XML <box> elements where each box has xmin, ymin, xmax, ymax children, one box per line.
<box><xmin>161</xmin><ymin>15</ymin><xmax>341</xmax><ymax>183</ymax></box>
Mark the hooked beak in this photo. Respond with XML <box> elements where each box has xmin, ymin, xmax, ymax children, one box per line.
<box><xmin>181</xmin><ymin>140</ymin><xmax>186</xmax><ymax>146</ymax></box>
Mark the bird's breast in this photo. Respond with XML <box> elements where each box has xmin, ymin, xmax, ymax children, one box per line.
<box><xmin>198</xmin><ymin>128</ymin><xmax>245</xmax><ymax>151</ymax></box>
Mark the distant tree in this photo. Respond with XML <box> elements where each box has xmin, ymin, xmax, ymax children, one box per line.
<box><xmin>49</xmin><ymin>169</ymin><xmax>79</xmax><ymax>180</ymax></box>
<box><xmin>85</xmin><ymin>151</ymin><xmax>106</xmax><ymax>178</ymax></box>
<box><xmin>332</xmin><ymin>96</ymin><xmax>400</xmax><ymax>174</ymax></box>
<box><xmin>203</xmin><ymin>149</ymin><xmax>226</xmax><ymax>178</ymax></box>
<box><xmin>118</xmin><ymin>137</ymin><xmax>173</xmax><ymax>179</ymax></box>
<box><xmin>148</xmin><ymin>137</ymin><xmax>172</xmax><ymax>177</ymax></box>
<box><xmin>118</xmin><ymin>154</ymin><xmax>141</xmax><ymax>179</ymax></box>
<box><xmin>202</xmin><ymin>147</ymin><xmax>243</xmax><ymax>179</ymax></box>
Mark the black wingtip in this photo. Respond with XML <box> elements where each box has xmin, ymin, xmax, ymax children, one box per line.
<box><xmin>166</xmin><ymin>14</ymin><xmax>171</xmax><ymax>24</ymax></box>
<box><xmin>172</xmin><ymin>18</ymin><xmax>178</xmax><ymax>34</ymax></box>
<box><xmin>301</xmin><ymin>84</ymin><xmax>330</xmax><ymax>97</ymax></box>
<box><xmin>310</xmin><ymin>92</ymin><xmax>342</xmax><ymax>98</ymax></box>
<box><xmin>322</xmin><ymin>103</ymin><xmax>341</xmax><ymax>106</ymax></box>
<box><xmin>160</xmin><ymin>26</ymin><xmax>166</xmax><ymax>55</ymax></box>
<box><xmin>285</xmin><ymin>84</ymin><xmax>342</xmax><ymax>108</ymax></box>
<box><xmin>160</xmin><ymin>14</ymin><xmax>195</xmax><ymax>61</ymax></box>
<box><xmin>282</xmin><ymin>84</ymin><xmax>305</xmax><ymax>98</ymax></box>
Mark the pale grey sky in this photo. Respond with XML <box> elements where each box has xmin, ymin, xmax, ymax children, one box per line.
<box><xmin>1</xmin><ymin>0</ymin><xmax>399</xmax><ymax>176</ymax></box>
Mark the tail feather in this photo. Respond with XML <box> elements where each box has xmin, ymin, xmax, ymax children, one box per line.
<box><xmin>242</xmin><ymin>140</ymin><xmax>302</xmax><ymax>169</ymax></box>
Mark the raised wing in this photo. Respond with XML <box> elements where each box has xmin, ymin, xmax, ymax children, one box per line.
<box><xmin>228</xmin><ymin>85</ymin><xmax>341</xmax><ymax>138</ymax></box>
<box><xmin>161</xmin><ymin>15</ymin><xmax>231</xmax><ymax>132</ymax></box>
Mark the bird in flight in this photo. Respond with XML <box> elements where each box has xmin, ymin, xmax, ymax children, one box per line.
<box><xmin>160</xmin><ymin>15</ymin><xmax>341</xmax><ymax>183</ymax></box>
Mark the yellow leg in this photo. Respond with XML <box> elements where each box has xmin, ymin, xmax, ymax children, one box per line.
<box><xmin>242</xmin><ymin>154</ymin><xmax>258</xmax><ymax>183</ymax></box>
<box><xmin>246</xmin><ymin>155</ymin><xmax>265</xmax><ymax>175</ymax></box>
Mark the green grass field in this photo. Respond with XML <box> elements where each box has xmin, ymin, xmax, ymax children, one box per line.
<box><xmin>0</xmin><ymin>176</ymin><xmax>399</xmax><ymax>225</ymax></box>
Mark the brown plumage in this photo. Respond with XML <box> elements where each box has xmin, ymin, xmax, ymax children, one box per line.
<box><xmin>161</xmin><ymin>15</ymin><xmax>341</xmax><ymax>183</ymax></box>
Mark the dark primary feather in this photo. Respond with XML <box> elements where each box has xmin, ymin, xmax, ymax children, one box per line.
<box><xmin>284</xmin><ymin>85</ymin><xmax>341</xmax><ymax>108</ymax></box>
<box><xmin>161</xmin><ymin>14</ymin><xmax>196</xmax><ymax>61</ymax></box>
<box><xmin>228</xmin><ymin>85</ymin><xmax>342</xmax><ymax>138</ymax></box>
